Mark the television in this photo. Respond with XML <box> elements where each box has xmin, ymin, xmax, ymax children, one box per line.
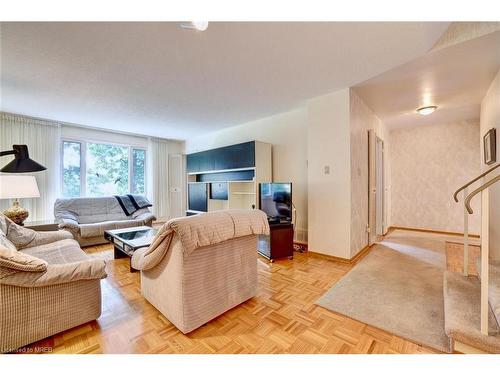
<box><xmin>210</xmin><ymin>182</ymin><xmax>228</xmax><ymax>200</ymax></box>
<box><xmin>259</xmin><ymin>183</ymin><xmax>292</xmax><ymax>222</ymax></box>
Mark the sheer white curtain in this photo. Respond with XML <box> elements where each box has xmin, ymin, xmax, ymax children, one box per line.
<box><xmin>0</xmin><ymin>112</ymin><xmax>61</xmax><ymax>221</ymax></box>
<box><xmin>147</xmin><ymin>137</ymin><xmax>170</xmax><ymax>220</ymax></box>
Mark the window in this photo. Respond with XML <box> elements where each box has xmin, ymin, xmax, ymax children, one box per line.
<box><xmin>62</xmin><ymin>140</ymin><xmax>146</xmax><ymax>198</ymax></box>
<box><xmin>131</xmin><ymin>149</ymin><xmax>146</xmax><ymax>194</ymax></box>
<box><xmin>86</xmin><ymin>143</ymin><xmax>130</xmax><ymax>196</ymax></box>
<box><xmin>62</xmin><ymin>141</ymin><xmax>81</xmax><ymax>198</ymax></box>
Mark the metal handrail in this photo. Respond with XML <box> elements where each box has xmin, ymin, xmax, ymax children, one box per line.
<box><xmin>465</xmin><ymin>174</ymin><xmax>500</xmax><ymax>214</ymax></box>
<box><xmin>454</xmin><ymin>163</ymin><xmax>500</xmax><ymax>202</ymax></box>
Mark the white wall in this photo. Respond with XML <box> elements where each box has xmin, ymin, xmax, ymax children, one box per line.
<box><xmin>349</xmin><ymin>90</ymin><xmax>390</xmax><ymax>257</ymax></box>
<box><xmin>186</xmin><ymin>108</ymin><xmax>309</xmax><ymax>242</ymax></box>
<box><xmin>480</xmin><ymin>68</ymin><xmax>500</xmax><ymax>260</ymax></box>
<box><xmin>307</xmin><ymin>89</ymin><xmax>352</xmax><ymax>258</ymax></box>
<box><xmin>389</xmin><ymin>120</ymin><xmax>481</xmax><ymax>234</ymax></box>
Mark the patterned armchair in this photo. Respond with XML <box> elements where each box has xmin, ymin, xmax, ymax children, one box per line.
<box><xmin>131</xmin><ymin>209</ymin><xmax>269</xmax><ymax>334</ymax></box>
<box><xmin>0</xmin><ymin>214</ymin><xmax>106</xmax><ymax>353</ymax></box>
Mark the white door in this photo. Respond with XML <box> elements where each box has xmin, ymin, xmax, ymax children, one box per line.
<box><xmin>375</xmin><ymin>137</ymin><xmax>385</xmax><ymax>236</ymax></box>
<box><xmin>368</xmin><ymin>130</ymin><xmax>376</xmax><ymax>245</ymax></box>
<box><xmin>168</xmin><ymin>154</ymin><xmax>184</xmax><ymax>219</ymax></box>
<box><xmin>368</xmin><ymin>130</ymin><xmax>385</xmax><ymax>244</ymax></box>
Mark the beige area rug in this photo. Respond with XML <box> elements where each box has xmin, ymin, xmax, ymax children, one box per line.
<box><xmin>316</xmin><ymin>230</ymin><xmax>454</xmax><ymax>352</ymax></box>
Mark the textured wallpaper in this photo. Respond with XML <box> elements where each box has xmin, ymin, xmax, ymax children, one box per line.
<box><xmin>390</xmin><ymin>120</ymin><xmax>481</xmax><ymax>234</ymax></box>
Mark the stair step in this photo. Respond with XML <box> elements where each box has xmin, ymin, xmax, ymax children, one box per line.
<box><xmin>476</xmin><ymin>260</ymin><xmax>500</xmax><ymax>327</ymax></box>
<box><xmin>445</xmin><ymin>240</ymin><xmax>481</xmax><ymax>275</ymax></box>
<box><xmin>443</xmin><ymin>271</ymin><xmax>500</xmax><ymax>353</ymax></box>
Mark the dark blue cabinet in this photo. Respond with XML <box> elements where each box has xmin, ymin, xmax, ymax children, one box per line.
<box><xmin>188</xmin><ymin>183</ymin><xmax>208</xmax><ymax>212</ymax></box>
<box><xmin>187</xmin><ymin>141</ymin><xmax>255</xmax><ymax>173</ymax></box>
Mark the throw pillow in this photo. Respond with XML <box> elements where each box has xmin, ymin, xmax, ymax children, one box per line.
<box><xmin>6</xmin><ymin>221</ymin><xmax>37</xmax><ymax>249</ymax></box>
<box><xmin>0</xmin><ymin>232</ymin><xmax>17</xmax><ymax>252</ymax></box>
<box><xmin>0</xmin><ymin>213</ymin><xmax>8</xmax><ymax>234</ymax></box>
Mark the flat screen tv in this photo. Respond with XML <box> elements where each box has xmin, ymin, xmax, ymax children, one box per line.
<box><xmin>259</xmin><ymin>183</ymin><xmax>292</xmax><ymax>222</ymax></box>
<box><xmin>210</xmin><ymin>182</ymin><xmax>228</xmax><ymax>200</ymax></box>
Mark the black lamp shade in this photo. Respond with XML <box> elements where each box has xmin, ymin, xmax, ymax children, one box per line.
<box><xmin>0</xmin><ymin>145</ymin><xmax>47</xmax><ymax>173</ymax></box>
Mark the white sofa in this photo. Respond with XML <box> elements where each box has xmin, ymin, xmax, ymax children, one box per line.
<box><xmin>131</xmin><ymin>209</ymin><xmax>269</xmax><ymax>334</ymax></box>
<box><xmin>54</xmin><ymin>196</ymin><xmax>156</xmax><ymax>247</ymax></box>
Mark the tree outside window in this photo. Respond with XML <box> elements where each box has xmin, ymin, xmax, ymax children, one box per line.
<box><xmin>62</xmin><ymin>140</ymin><xmax>146</xmax><ymax>197</ymax></box>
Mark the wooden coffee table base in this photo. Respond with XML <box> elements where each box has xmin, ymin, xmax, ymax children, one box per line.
<box><xmin>113</xmin><ymin>246</ymin><xmax>138</xmax><ymax>273</ymax></box>
<box><xmin>104</xmin><ymin>226</ymin><xmax>158</xmax><ymax>273</ymax></box>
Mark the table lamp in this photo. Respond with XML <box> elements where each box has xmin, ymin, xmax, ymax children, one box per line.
<box><xmin>0</xmin><ymin>175</ymin><xmax>40</xmax><ymax>225</ymax></box>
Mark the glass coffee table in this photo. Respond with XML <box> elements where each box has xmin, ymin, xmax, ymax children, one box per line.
<box><xmin>104</xmin><ymin>226</ymin><xmax>158</xmax><ymax>272</ymax></box>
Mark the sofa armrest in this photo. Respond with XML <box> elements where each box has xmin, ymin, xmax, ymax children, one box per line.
<box><xmin>0</xmin><ymin>259</ymin><xmax>107</xmax><ymax>287</ymax></box>
<box><xmin>21</xmin><ymin>230</ymin><xmax>74</xmax><ymax>249</ymax></box>
<box><xmin>131</xmin><ymin>207</ymin><xmax>156</xmax><ymax>222</ymax></box>
<box><xmin>133</xmin><ymin>211</ymin><xmax>156</xmax><ymax>224</ymax></box>
<box><xmin>58</xmin><ymin>218</ymin><xmax>80</xmax><ymax>231</ymax></box>
<box><xmin>6</xmin><ymin>220</ymin><xmax>73</xmax><ymax>250</ymax></box>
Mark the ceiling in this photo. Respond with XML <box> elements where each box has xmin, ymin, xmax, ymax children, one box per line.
<box><xmin>354</xmin><ymin>30</ymin><xmax>500</xmax><ymax>129</ymax></box>
<box><xmin>0</xmin><ymin>22</ymin><xmax>449</xmax><ymax>140</ymax></box>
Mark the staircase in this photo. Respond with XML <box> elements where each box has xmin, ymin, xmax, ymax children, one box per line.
<box><xmin>444</xmin><ymin>164</ymin><xmax>500</xmax><ymax>353</ymax></box>
<box><xmin>485</xmin><ymin>261</ymin><xmax>500</xmax><ymax>327</ymax></box>
<box><xmin>444</xmin><ymin>268</ymin><xmax>500</xmax><ymax>353</ymax></box>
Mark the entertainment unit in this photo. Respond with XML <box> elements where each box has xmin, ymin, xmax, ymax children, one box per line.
<box><xmin>186</xmin><ymin>141</ymin><xmax>272</xmax><ymax>215</ymax></box>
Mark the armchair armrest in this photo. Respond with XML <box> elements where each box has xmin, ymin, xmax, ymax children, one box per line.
<box><xmin>0</xmin><ymin>259</ymin><xmax>107</xmax><ymax>287</ymax></box>
<box><xmin>131</xmin><ymin>229</ymin><xmax>172</xmax><ymax>271</ymax></box>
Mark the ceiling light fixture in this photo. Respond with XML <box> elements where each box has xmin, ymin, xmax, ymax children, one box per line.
<box><xmin>416</xmin><ymin>105</ymin><xmax>438</xmax><ymax>116</ymax></box>
<box><xmin>181</xmin><ymin>21</ymin><xmax>209</xmax><ymax>32</ymax></box>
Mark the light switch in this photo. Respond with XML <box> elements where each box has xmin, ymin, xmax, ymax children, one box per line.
<box><xmin>324</xmin><ymin>165</ymin><xmax>330</xmax><ymax>174</ymax></box>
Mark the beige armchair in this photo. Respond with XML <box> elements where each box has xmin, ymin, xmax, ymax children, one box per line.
<box><xmin>0</xmin><ymin>214</ymin><xmax>106</xmax><ymax>353</ymax></box>
<box><xmin>132</xmin><ymin>209</ymin><xmax>269</xmax><ymax>334</ymax></box>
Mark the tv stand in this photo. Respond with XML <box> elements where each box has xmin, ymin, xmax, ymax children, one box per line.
<box><xmin>258</xmin><ymin>221</ymin><xmax>294</xmax><ymax>262</ymax></box>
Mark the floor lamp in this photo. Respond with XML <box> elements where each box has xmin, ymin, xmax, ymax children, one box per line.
<box><xmin>0</xmin><ymin>144</ymin><xmax>47</xmax><ymax>225</ymax></box>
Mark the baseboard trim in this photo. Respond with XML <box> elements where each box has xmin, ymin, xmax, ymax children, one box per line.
<box><xmin>387</xmin><ymin>226</ymin><xmax>480</xmax><ymax>239</ymax></box>
<box><xmin>351</xmin><ymin>245</ymin><xmax>372</xmax><ymax>264</ymax></box>
<box><xmin>309</xmin><ymin>244</ymin><xmax>372</xmax><ymax>265</ymax></box>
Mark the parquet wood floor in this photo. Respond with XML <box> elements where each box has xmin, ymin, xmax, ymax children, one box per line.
<box><xmin>22</xmin><ymin>244</ymin><xmax>440</xmax><ymax>354</ymax></box>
